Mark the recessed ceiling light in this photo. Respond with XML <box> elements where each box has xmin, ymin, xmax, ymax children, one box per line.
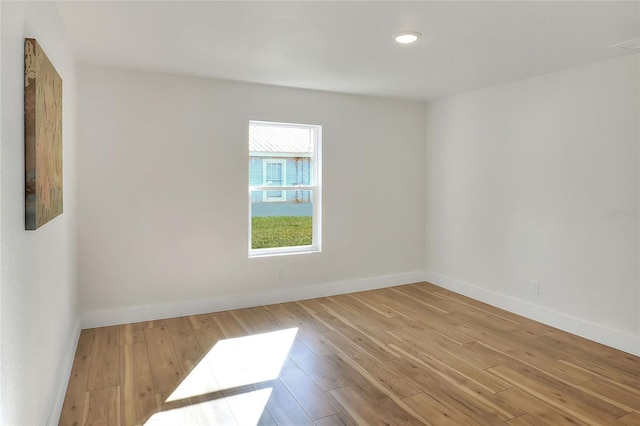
<box><xmin>394</xmin><ymin>31</ymin><xmax>421</xmax><ymax>44</ymax></box>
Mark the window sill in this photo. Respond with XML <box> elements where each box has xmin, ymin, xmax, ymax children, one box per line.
<box><xmin>249</xmin><ymin>246</ymin><xmax>321</xmax><ymax>258</ymax></box>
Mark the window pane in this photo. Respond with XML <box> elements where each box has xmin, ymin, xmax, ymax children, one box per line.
<box><xmin>249</xmin><ymin>121</ymin><xmax>320</xmax><ymax>256</ymax></box>
<box><xmin>250</xmin><ymin>190</ymin><xmax>314</xmax><ymax>249</ymax></box>
<box><xmin>301</xmin><ymin>158</ymin><xmax>314</xmax><ymax>186</ymax></box>
<box><xmin>266</xmin><ymin>163</ymin><xmax>283</xmax><ymax>180</ymax></box>
<box><xmin>264</xmin><ymin>190</ymin><xmax>284</xmax><ymax>200</ymax></box>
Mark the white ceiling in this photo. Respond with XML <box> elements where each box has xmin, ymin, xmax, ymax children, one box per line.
<box><xmin>56</xmin><ymin>1</ymin><xmax>640</xmax><ymax>101</ymax></box>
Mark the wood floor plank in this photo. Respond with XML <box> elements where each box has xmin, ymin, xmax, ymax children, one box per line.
<box><xmin>264</xmin><ymin>303</ymin><xmax>306</xmax><ymax>327</ymax></box>
<box><xmin>322</xmin><ymin>299</ymin><xmax>404</xmax><ymax>344</ymax></box>
<box><xmin>120</xmin><ymin>343</ymin><xmax>156</xmax><ymax>426</ymax></box>
<box><xmin>390</xmin><ymin>338</ymin><xmax>514</xmax><ymax>396</ymax></box>
<box><xmin>315</xmin><ymin>311</ymin><xmax>399</xmax><ymax>362</ymax></box>
<box><xmin>462</xmin><ymin>340</ymin><xmax>515</xmax><ymax>368</ymax></box>
<box><xmin>162</xmin><ymin>316</ymin><xmax>202</xmax><ymax>362</ymax></box>
<box><xmin>144</xmin><ymin>325</ymin><xmax>183</xmax><ymax>394</ymax></box>
<box><xmin>370</xmin><ymin>292</ymin><xmax>475</xmax><ymax>345</ymax></box>
<box><xmin>503</xmin><ymin>347</ymin><xmax>595</xmax><ymax>386</ymax></box>
<box><xmin>349</xmin><ymin>290</ymin><xmax>404</xmax><ymax>319</ymax></box>
<box><xmin>374</xmin><ymin>289</ymin><xmax>452</xmax><ymax>321</ymax></box>
<box><xmin>509</xmin><ymin>318</ymin><xmax>561</xmax><ymax>341</ymax></box>
<box><xmin>454</xmin><ymin>322</ymin><xmax>536</xmax><ymax>353</ymax></box>
<box><xmin>437</xmin><ymin>297</ymin><xmax>521</xmax><ymax>329</ymax></box>
<box><xmin>60</xmin><ymin>282</ymin><xmax>640</xmax><ymax>426</ymax></box>
<box><xmin>229</xmin><ymin>306</ymin><xmax>282</xmax><ymax>334</ymax></box>
<box><xmin>265</xmin><ymin>302</ymin><xmax>332</xmax><ymax>337</ymax></box>
<box><xmin>618</xmin><ymin>410</ymin><xmax>640</xmax><ymax>425</ymax></box>
<box><xmin>391</xmin><ymin>323</ymin><xmax>492</xmax><ymax>370</ymax></box>
<box><xmin>490</xmin><ymin>363</ymin><xmax>627</xmax><ymax>424</ymax></box>
<box><xmin>87</xmin><ymin>326</ymin><xmax>120</xmax><ymax>391</ymax></box>
<box><xmin>285</xmin><ymin>301</ymin><xmax>332</xmax><ymax>334</ymax></box>
<box><xmin>536</xmin><ymin>332</ymin><xmax>640</xmax><ymax>378</ymax></box>
<box><xmin>466</xmin><ymin>330</ymin><xmax>592</xmax><ymax>387</ymax></box>
<box><xmin>347</xmin><ymin>348</ymin><xmax>421</xmax><ymax>398</ymax></box>
<box><xmin>84</xmin><ymin>386</ymin><xmax>120</xmax><ymax>426</ymax></box>
<box><xmin>507</xmin><ymin>413</ymin><xmax>551</xmax><ymax>426</ymax></box>
<box><xmin>423</xmin><ymin>283</ymin><xmax>526</xmax><ymax>325</ymax></box>
<box><xmin>313</xmin><ymin>412</ymin><xmax>357</xmax><ymax>426</ymax></box>
<box><xmin>295</xmin><ymin>327</ymin><xmax>340</xmax><ymax>357</ymax></box>
<box><xmin>385</xmin><ymin>286</ymin><xmax>451</xmax><ymax>316</ymax></box>
<box><xmin>193</xmin><ymin>324</ymin><xmax>225</xmax><ymax>354</ymax></box>
<box><xmin>254</xmin><ymin>379</ymin><xmax>315</xmax><ymax>426</ymax></box>
<box><xmin>320</xmin><ymin>329</ymin><xmax>382</xmax><ymax>362</ymax></box>
<box><xmin>579</xmin><ymin>379</ymin><xmax>640</xmax><ymax>412</ymax></box>
<box><xmin>455</xmin><ymin>323</ymin><xmax>594</xmax><ymax>385</ymax></box>
<box><xmin>393</xmin><ymin>284</ymin><xmax>451</xmax><ymax>308</ymax></box>
<box><xmin>188</xmin><ymin>312</ymin><xmax>219</xmax><ymax>330</ymax></box>
<box><xmin>211</xmin><ymin>310</ymin><xmax>249</xmax><ymax>339</ymax></box>
<box><xmin>383</xmin><ymin>356</ymin><xmax>514</xmax><ymax>425</ymax></box>
<box><xmin>60</xmin><ymin>329</ymin><xmax>95</xmax><ymax>426</ymax></box>
<box><xmin>558</xmin><ymin>357</ymin><xmax>640</xmax><ymax>396</ymax></box>
<box><xmin>329</xmin><ymin>293</ymin><xmax>413</xmax><ymax>330</ymax></box>
<box><xmin>321</xmin><ymin>353</ymin><xmax>427</xmax><ymax>425</ymax></box>
<box><xmin>326</xmin><ymin>386</ymin><xmax>393</xmax><ymax>426</ymax></box>
<box><xmin>287</xmin><ymin>338</ymin><xmax>348</xmax><ymax>391</ymax></box>
<box><xmin>296</xmin><ymin>297</ymin><xmax>331</xmax><ymax>314</ymax></box>
<box><xmin>278</xmin><ymin>358</ymin><xmax>340</xmax><ymax>419</ymax></box>
<box><xmin>497</xmin><ymin>387</ymin><xmax>584</xmax><ymax>425</ymax></box>
<box><xmin>401</xmin><ymin>391</ymin><xmax>475</xmax><ymax>426</ymax></box>
<box><xmin>119</xmin><ymin>322</ymin><xmax>148</xmax><ymax>345</ymax></box>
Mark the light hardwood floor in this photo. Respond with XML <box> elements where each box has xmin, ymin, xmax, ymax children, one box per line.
<box><xmin>60</xmin><ymin>282</ymin><xmax>640</xmax><ymax>425</ymax></box>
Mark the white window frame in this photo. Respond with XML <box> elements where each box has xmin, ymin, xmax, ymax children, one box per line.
<box><xmin>262</xmin><ymin>159</ymin><xmax>287</xmax><ymax>202</ymax></box>
<box><xmin>249</xmin><ymin>120</ymin><xmax>322</xmax><ymax>257</ymax></box>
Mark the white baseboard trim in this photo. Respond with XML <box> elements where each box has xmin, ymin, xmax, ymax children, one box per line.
<box><xmin>81</xmin><ymin>270</ymin><xmax>425</xmax><ymax>329</ymax></box>
<box><xmin>424</xmin><ymin>270</ymin><xmax>640</xmax><ymax>356</ymax></box>
<box><xmin>46</xmin><ymin>316</ymin><xmax>82</xmax><ymax>425</ymax></box>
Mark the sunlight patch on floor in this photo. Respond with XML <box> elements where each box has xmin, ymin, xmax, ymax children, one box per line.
<box><xmin>166</xmin><ymin>327</ymin><xmax>298</xmax><ymax>403</ymax></box>
<box><xmin>144</xmin><ymin>387</ymin><xmax>273</xmax><ymax>426</ymax></box>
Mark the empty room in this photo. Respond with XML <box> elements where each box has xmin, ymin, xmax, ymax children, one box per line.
<box><xmin>1</xmin><ymin>1</ymin><xmax>639</xmax><ymax>425</ymax></box>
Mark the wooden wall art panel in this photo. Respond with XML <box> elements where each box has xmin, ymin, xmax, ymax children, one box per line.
<box><xmin>24</xmin><ymin>38</ymin><xmax>63</xmax><ymax>230</ymax></box>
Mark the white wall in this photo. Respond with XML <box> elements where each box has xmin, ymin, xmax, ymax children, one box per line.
<box><xmin>425</xmin><ymin>54</ymin><xmax>640</xmax><ymax>355</ymax></box>
<box><xmin>77</xmin><ymin>65</ymin><xmax>425</xmax><ymax>325</ymax></box>
<box><xmin>0</xmin><ymin>1</ymin><xmax>79</xmax><ymax>424</ymax></box>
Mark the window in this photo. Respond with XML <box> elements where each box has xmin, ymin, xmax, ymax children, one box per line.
<box><xmin>262</xmin><ymin>159</ymin><xmax>286</xmax><ymax>202</ymax></box>
<box><xmin>249</xmin><ymin>121</ymin><xmax>321</xmax><ymax>257</ymax></box>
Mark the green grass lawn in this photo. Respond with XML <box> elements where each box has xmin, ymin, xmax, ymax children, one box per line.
<box><xmin>251</xmin><ymin>216</ymin><xmax>312</xmax><ymax>249</ymax></box>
